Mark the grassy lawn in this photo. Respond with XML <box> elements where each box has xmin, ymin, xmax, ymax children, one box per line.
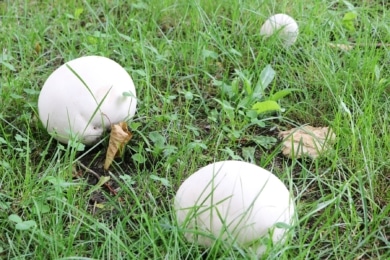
<box><xmin>1</xmin><ymin>0</ymin><xmax>389</xmax><ymax>259</ymax></box>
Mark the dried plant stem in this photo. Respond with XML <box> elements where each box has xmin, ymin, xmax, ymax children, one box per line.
<box><xmin>77</xmin><ymin>161</ymin><xmax>118</xmax><ymax>195</ymax></box>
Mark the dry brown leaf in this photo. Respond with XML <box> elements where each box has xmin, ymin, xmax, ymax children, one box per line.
<box><xmin>328</xmin><ymin>43</ymin><xmax>354</xmax><ymax>51</ymax></box>
<box><xmin>279</xmin><ymin>126</ymin><xmax>336</xmax><ymax>159</ymax></box>
<box><xmin>104</xmin><ymin>122</ymin><xmax>132</xmax><ymax>170</ymax></box>
<box><xmin>328</xmin><ymin>42</ymin><xmax>390</xmax><ymax>50</ymax></box>
<box><xmin>34</xmin><ymin>42</ymin><xmax>42</xmax><ymax>54</ymax></box>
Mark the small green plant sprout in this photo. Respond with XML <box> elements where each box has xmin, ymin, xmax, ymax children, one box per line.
<box><xmin>215</xmin><ymin>64</ymin><xmax>300</xmax><ymax>124</ymax></box>
<box><xmin>0</xmin><ymin>53</ymin><xmax>16</xmax><ymax>71</ymax></box>
<box><xmin>65</xmin><ymin>7</ymin><xmax>84</xmax><ymax>20</ymax></box>
<box><xmin>342</xmin><ymin>11</ymin><xmax>358</xmax><ymax>32</ymax></box>
<box><xmin>8</xmin><ymin>214</ymin><xmax>37</xmax><ymax>231</ymax></box>
<box><xmin>250</xmin><ymin>65</ymin><xmax>300</xmax><ymax>116</ymax></box>
<box><xmin>211</xmin><ymin>64</ymin><xmax>300</xmax><ymax>148</ymax></box>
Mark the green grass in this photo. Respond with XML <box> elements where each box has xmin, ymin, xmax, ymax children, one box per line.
<box><xmin>1</xmin><ymin>0</ymin><xmax>389</xmax><ymax>259</ymax></box>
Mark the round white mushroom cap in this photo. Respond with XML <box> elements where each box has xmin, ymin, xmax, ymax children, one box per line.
<box><xmin>174</xmin><ymin>160</ymin><xmax>295</xmax><ymax>256</ymax></box>
<box><xmin>38</xmin><ymin>55</ymin><xmax>137</xmax><ymax>145</ymax></box>
<box><xmin>260</xmin><ymin>14</ymin><xmax>299</xmax><ymax>47</ymax></box>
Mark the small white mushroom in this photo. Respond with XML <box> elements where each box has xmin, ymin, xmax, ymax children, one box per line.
<box><xmin>38</xmin><ymin>55</ymin><xmax>137</xmax><ymax>145</ymax></box>
<box><xmin>260</xmin><ymin>14</ymin><xmax>299</xmax><ymax>47</ymax></box>
<box><xmin>174</xmin><ymin>160</ymin><xmax>295</xmax><ymax>256</ymax></box>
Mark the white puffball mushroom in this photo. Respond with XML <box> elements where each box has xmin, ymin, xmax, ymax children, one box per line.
<box><xmin>174</xmin><ymin>160</ymin><xmax>295</xmax><ymax>256</ymax></box>
<box><xmin>260</xmin><ymin>13</ymin><xmax>299</xmax><ymax>47</ymax></box>
<box><xmin>38</xmin><ymin>55</ymin><xmax>137</xmax><ymax>145</ymax></box>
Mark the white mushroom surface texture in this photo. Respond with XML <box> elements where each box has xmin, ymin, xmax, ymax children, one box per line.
<box><xmin>38</xmin><ymin>55</ymin><xmax>137</xmax><ymax>145</ymax></box>
<box><xmin>174</xmin><ymin>160</ymin><xmax>295</xmax><ymax>256</ymax></box>
<box><xmin>260</xmin><ymin>13</ymin><xmax>299</xmax><ymax>47</ymax></box>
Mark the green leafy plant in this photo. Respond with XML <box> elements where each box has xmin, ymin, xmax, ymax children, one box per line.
<box><xmin>216</xmin><ymin>65</ymin><xmax>300</xmax><ymax>120</ymax></box>
<box><xmin>212</xmin><ymin>65</ymin><xmax>300</xmax><ymax>145</ymax></box>
<box><xmin>8</xmin><ymin>214</ymin><xmax>37</xmax><ymax>231</ymax></box>
<box><xmin>342</xmin><ymin>12</ymin><xmax>358</xmax><ymax>32</ymax></box>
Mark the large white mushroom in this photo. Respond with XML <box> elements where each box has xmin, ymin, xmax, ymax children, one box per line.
<box><xmin>174</xmin><ymin>160</ymin><xmax>295</xmax><ymax>256</ymax></box>
<box><xmin>260</xmin><ymin>14</ymin><xmax>299</xmax><ymax>47</ymax></box>
<box><xmin>38</xmin><ymin>55</ymin><xmax>137</xmax><ymax>145</ymax></box>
